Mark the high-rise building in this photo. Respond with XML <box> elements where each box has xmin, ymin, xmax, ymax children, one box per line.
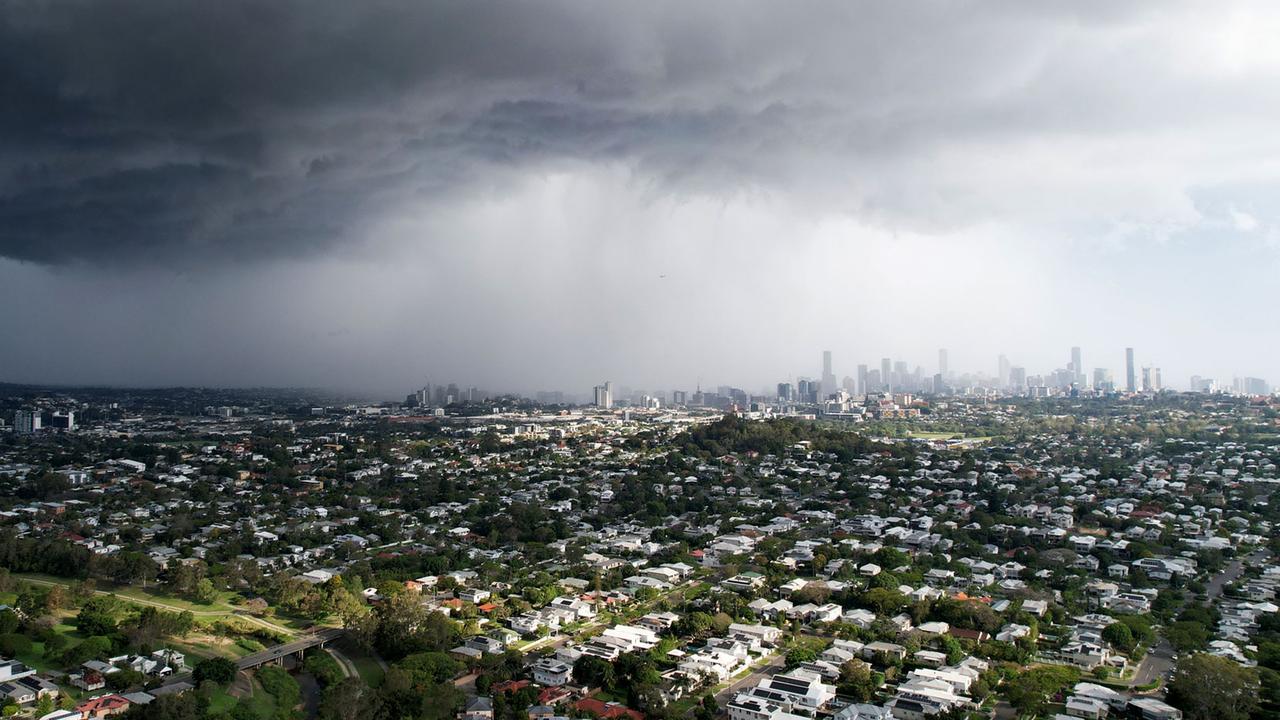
<box><xmin>894</xmin><ymin>361</ymin><xmax>908</xmax><ymax>392</ymax></box>
<box><xmin>938</xmin><ymin>348</ymin><xmax>949</xmax><ymax>378</ymax></box>
<box><xmin>671</xmin><ymin>390</ymin><xmax>687</xmax><ymax>405</ymax></box>
<box><xmin>1009</xmin><ymin>367</ymin><xmax>1027</xmax><ymax>391</ymax></box>
<box><xmin>1125</xmin><ymin>348</ymin><xmax>1136</xmax><ymax>392</ymax></box>
<box><xmin>998</xmin><ymin>354</ymin><xmax>1011</xmax><ymax>389</ymax></box>
<box><xmin>881</xmin><ymin>358</ymin><xmax>892</xmax><ymax>392</ymax></box>
<box><xmin>856</xmin><ymin>364</ymin><xmax>868</xmax><ymax>396</ymax></box>
<box><xmin>821</xmin><ymin>351</ymin><xmax>836</xmax><ymax>397</ymax></box>
<box><xmin>1093</xmin><ymin>368</ymin><xmax>1113</xmax><ymax>391</ymax></box>
<box><xmin>1070</xmin><ymin>346</ymin><xmax>1083</xmax><ymax>385</ymax></box>
<box><xmin>14</xmin><ymin>410</ymin><xmax>41</xmax><ymax>434</ymax></box>
<box><xmin>776</xmin><ymin>383</ymin><xmax>793</xmax><ymax>401</ymax></box>
<box><xmin>866</xmin><ymin>369</ymin><xmax>882</xmax><ymax>393</ymax></box>
<box><xmin>1141</xmin><ymin>367</ymin><xmax>1161</xmax><ymax>393</ymax></box>
<box><xmin>593</xmin><ymin>381</ymin><xmax>614</xmax><ymax>408</ymax></box>
<box><xmin>50</xmin><ymin>411</ymin><xmax>75</xmax><ymax>431</ymax></box>
<box><xmin>1243</xmin><ymin>377</ymin><xmax>1269</xmax><ymax>395</ymax></box>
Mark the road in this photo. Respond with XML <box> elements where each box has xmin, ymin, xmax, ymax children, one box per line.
<box><xmin>1206</xmin><ymin>549</ymin><xmax>1268</xmax><ymax>601</ymax></box>
<box><xmin>1128</xmin><ymin>639</ymin><xmax>1174</xmax><ymax>688</ymax></box>
<box><xmin>1126</xmin><ymin>547</ymin><xmax>1269</xmax><ymax>689</ymax></box>
<box><xmin>237</xmin><ymin>628</ymin><xmax>345</xmax><ymax>670</ymax></box>
<box><xmin>713</xmin><ymin>651</ymin><xmax>785</xmax><ymax>705</ymax></box>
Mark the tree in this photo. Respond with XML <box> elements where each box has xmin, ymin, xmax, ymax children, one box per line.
<box><xmin>257</xmin><ymin>666</ymin><xmax>301</xmax><ymax>720</ymax></box>
<box><xmin>573</xmin><ymin>656</ymin><xmax>614</xmax><ymax>688</ymax></box>
<box><xmin>694</xmin><ymin>695</ymin><xmax>718</xmax><ymax>720</ymax></box>
<box><xmin>398</xmin><ymin>652</ymin><xmax>462</xmax><ymax>686</ymax></box>
<box><xmin>192</xmin><ymin>657</ymin><xmax>238</xmax><ymax>686</ymax></box>
<box><xmin>1005</xmin><ymin>665</ymin><xmax>1079</xmax><ymax>717</ymax></box>
<box><xmin>1102</xmin><ymin>622</ymin><xmax>1135</xmax><ymax>652</ymax></box>
<box><xmin>1166</xmin><ymin>621</ymin><xmax>1211</xmax><ymax>653</ymax></box>
<box><xmin>837</xmin><ymin>659</ymin><xmax>875</xmax><ymax>702</ymax></box>
<box><xmin>1166</xmin><ymin>653</ymin><xmax>1258</xmax><ymax>720</ymax></box>
<box><xmin>319</xmin><ymin>677</ymin><xmax>365</xmax><ymax>720</ymax></box>
<box><xmin>75</xmin><ymin>596</ymin><xmax>119</xmax><ymax>636</ymax></box>
<box><xmin>192</xmin><ymin>579</ymin><xmax>217</xmax><ymax>605</ymax></box>
<box><xmin>121</xmin><ymin>692</ymin><xmax>205</xmax><ymax>720</ymax></box>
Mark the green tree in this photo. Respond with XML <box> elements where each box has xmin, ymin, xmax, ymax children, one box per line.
<box><xmin>1102</xmin><ymin>622</ymin><xmax>1135</xmax><ymax>652</ymax></box>
<box><xmin>1166</xmin><ymin>653</ymin><xmax>1258</xmax><ymax>720</ymax></box>
<box><xmin>397</xmin><ymin>652</ymin><xmax>462</xmax><ymax>686</ymax></box>
<box><xmin>75</xmin><ymin>596</ymin><xmax>119</xmax><ymax>636</ymax></box>
<box><xmin>192</xmin><ymin>657</ymin><xmax>238</xmax><ymax>686</ymax></box>
<box><xmin>573</xmin><ymin>656</ymin><xmax>614</xmax><ymax>688</ymax></box>
<box><xmin>837</xmin><ymin>659</ymin><xmax>875</xmax><ymax>702</ymax></box>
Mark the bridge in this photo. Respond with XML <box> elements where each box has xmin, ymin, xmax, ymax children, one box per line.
<box><xmin>236</xmin><ymin>628</ymin><xmax>346</xmax><ymax>670</ymax></box>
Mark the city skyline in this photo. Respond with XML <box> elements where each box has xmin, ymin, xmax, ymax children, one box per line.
<box><xmin>4</xmin><ymin>3</ymin><xmax>1280</xmax><ymax>396</ymax></box>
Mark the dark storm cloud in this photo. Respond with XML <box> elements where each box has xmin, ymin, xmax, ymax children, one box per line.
<box><xmin>2</xmin><ymin>0</ymin><xmax>1183</xmax><ymax>265</ymax></box>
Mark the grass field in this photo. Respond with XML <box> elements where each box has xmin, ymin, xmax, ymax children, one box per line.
<box><xmin>206</xmin><ymin>688</ymin><xmax>239</xmax><ymax>715</ymax></box>
<box><xmin>13</xmin><ymin>573</ymin><xmax>303</xmax><ymax>638</ymax></box>
<box><xmin>242</xmin><ymin>677</ymin><xmax>278</xmax><ymax>720</ymax></box>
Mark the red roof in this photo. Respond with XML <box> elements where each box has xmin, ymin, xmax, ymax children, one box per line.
<box><xmin>77</xmin><ymin>694</ymin><xmax>130</xmax><ymax>715</ymax></box>
<box><xmin>574</xmin><ymin>699</ymin><xmax>644</xmax><ymax>720</ymax></box>
<box><xmin>491</xmin><ymin>680</ymin><xmax>530</xmax><ymax>694</ymax></box>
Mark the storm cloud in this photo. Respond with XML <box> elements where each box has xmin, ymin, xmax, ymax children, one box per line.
<box><xmin>3</xmin><ymin>1</ymin><xmax>1280</xmax><ymax>394</ymax></box>
<box><xmin>3</xmin><ymin>1</ymin><xmax>1261</xmax><ymax>264</ymax></box>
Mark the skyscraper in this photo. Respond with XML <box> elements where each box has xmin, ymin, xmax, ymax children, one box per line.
<box><xmin>1125</xmin><ymin>348</ymin><xmax>1136</xmax><ymax>392</ymax></box>
<box><xmin>13</xmin><ymin>410</ymin><xmax>40</xmax><ymax>434</ymax></box>
<box><xmin>856</xmin><ymin>364</ymin><xmax>868</xmax><ymax>396</ymax></box>
<box><xmin>822</xmin><ymin>350</ymin><xmax>836</xmax><ymax>396</ymax></box>
<box><xmin>593</xmin><ymin>381</ymin><xmax>613</xmax><ymax>408</ymax></box>
<box><xmin>998</xmin><ymin>354</ymin><xmax>1010</xmax><ymax>388</ymax></box>
<box><xmin>881</xmin><ymin>358</ymin><xmax>892</xmax><ymax>392</ymax></box>
<box><xmin>894</xmin><ymin>360</ymin><xmax>908</xmax><ymax>391</ymax></box>
<box><xmin>938</xmin><ymin>348</ymin><xmax>949</xmax><ymax>377</ymax></box>
<box><xmin>1071</xmin><ymin>346</ymin><xmax>1082</xmax><ymax>378</ymax></box>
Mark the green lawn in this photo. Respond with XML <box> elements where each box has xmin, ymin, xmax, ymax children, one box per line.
<box><xmin>206</xmin><ymin>688</ymin><xmax>239</xmax><ymax>715</ymax></box>
<box><xmin>333</xmin><ymin>638</ymin><xmax>385</xmax><ymax>688</ymax></box>
<box><xmin>15</xmin><ymin>573</ymin><xmax>239</xmax><ymax>613</ymax></box>
<box><xmin>242</xmin><ymin>678</ymin><xmax>278</xmax><ymax>720</ymax></box>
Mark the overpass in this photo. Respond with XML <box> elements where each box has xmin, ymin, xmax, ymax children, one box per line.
<box><xmin>236</xmin><ymin>628</ymin><xmax>346</xmax><ymax>670</ymax></box>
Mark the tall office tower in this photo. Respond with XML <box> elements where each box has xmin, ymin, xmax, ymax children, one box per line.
<box><xmin>866</xmin><ymin>369</ymin><xmax>882</xmax><ymax>393</ymax></box>
<box><xmin>777</xmin><ymin>383</ymin><xmax>794</xmax><ymax>401</ymax></box>
<box><xmin>13</xmin><ymin>410</ymin><xmax>40</xmax><ymax>434</ymax></box>
<box><xmin>998</xmin><ymin>355</ymin><xmax>1011</xmax><ymax>389</ymax></box>
<box><xmin>1141</xmin><ymin>367</ymin><xmax>1161</xmax><ymax>393</ymax></box>
<box><xmin>822</xmin><ymin>350</ymin><xmax>837</xmax><ymax>395</ymax></box>
<box><xmin>593</xmin><ymin>382</ymin><xmax>614</xmax><ymax>408</ymax></box>
<box><xmin>857</xmin><ymin>364</ymin><xmax>869</xmax><ymax>395</ymax></box>
<box><xmin>1071</xmin><ymin>346</ymin><xmax>1083</xmax><ymax>384</ymax></box>
<box><xmin>672</xmin><ymin>390</ymin><xmax>687</xmax><ymax>405</ymax></box>
<box><xmin>932</xmin><ymin>373</ymin><xmax>945</xmax><ymax>394</ymax></box>
<box><xmin>881</xmin><ymin>358</ymin><xmax>892</xmax><ymax>392</ymax></box>
<box><xmin>938</xmin><ymin>348</ymin><xmax>949</xmax><ymax>377</ymax></box>
<box><xmin>1009</xmin><ymin>366</ymin><xmax>1027</xmax><ymax>391</ymax></box>
<box><xmin>1093</xmin><ymin>368</ymin><xmax>1113</xmax><ymax>391</ymax></box>
<box><xmin>1125</xmin><ymin>348</ymin><xmax>1136</xmax><ymax>392</ymax></box>
<box><xmin>894</xmin><ymin>361</ymin><xmax>908</xmax><ymax>392</ymax></box>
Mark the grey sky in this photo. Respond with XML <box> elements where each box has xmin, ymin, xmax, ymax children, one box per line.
<box><xmin>2</xmin><ymin>1</ymin><xmax>1279</xmax><ymax>396</ymax></box>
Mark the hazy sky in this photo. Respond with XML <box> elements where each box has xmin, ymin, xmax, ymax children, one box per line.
<box><xmin>3</xmin><ymin>1</ymin><xmax>1280</xmax><ymax>397</ymax></box>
